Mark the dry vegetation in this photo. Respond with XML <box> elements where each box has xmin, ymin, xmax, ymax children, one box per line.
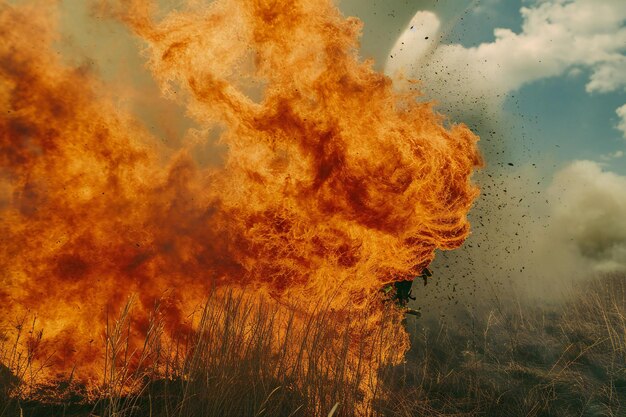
<box><xmin>383</xmin><ymin>272</ymin><xmax>626</xmax><ymax>417</ymax></box>
<box><xmin>1</xmin><ymin>291</ymin><xmax>402</xmax><ymax>417</ymax></box>
<box><xmin>2</xmin><ymin>273</ymin><xmax>626</xmax><ymax>417</ymax></box>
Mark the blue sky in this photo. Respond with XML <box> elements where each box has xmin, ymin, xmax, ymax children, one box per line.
<box><xmin>511</xmin><ymin>73</ymin><xmax>626</xmax><ymax>170</ymax></box>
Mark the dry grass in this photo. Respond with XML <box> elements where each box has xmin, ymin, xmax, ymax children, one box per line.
<box><xmin>2</xmin><ymin>273</ymin><xmax>626</xmax><ymax>417</ymax></box>
<box><xmin>0</xmin><ymin>290</ymin><xmax>403</xmax><ymax>417</ymax></box>
<box><xmin>380</xmin><ymin>272</ymin><xmax>626</xmax><ymax>417</ymax></box>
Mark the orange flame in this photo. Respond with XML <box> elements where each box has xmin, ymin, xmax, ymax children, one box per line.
<box><xmin>0</xmin><ymin>0</ymin><xmax>481</xmax><ymax>387</ymax></box>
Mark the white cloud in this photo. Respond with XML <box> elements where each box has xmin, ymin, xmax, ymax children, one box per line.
<box><xmin>473</xmin><ymin>0</ymin><xmax>502</xmax><ymax>16</ymax></box>
<box><xmin>617</xmin><ymin>104</ymin><xmax>626</xmax><ymax>139</ymax></box>
<box><xmin>385</xmin><ymin>0</ymin><xmax>626</xmax><ymax>120</ymax></box>
<box><xmin>600</xmin><ymin>150</ymin><xmax>624</xmax><ymax>160</ymax></box>
<box><xmin>586</xmin><ymin>58</ymin><xmax>626</xmax><ymax>93</ymax></box>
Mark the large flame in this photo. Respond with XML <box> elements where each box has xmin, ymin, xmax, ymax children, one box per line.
<box><xmin>0</xmin><ymin>0</ymin><xmax>481</xmax><ymax>388</ymax></box>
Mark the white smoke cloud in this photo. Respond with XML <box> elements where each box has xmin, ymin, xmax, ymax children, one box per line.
<box><xmin>545</xmin><ymin>160</ymin><xmax>626</xmax><ymax>273</ymax></box>
<box><xmin>385</xmin><ymin>0</ymin><xmax>626</xmax><ymax>125</ymax></box>
<box><xmin>386</xmin><ymin>11</ymin><xmax>440</xmax><ymax>74</ymax></box>
<box><xmin>422</xmin><ymin>160</ymin><xmax>626</xmax><ymax>306</ymax></box>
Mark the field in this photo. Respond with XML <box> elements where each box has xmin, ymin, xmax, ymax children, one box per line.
<box><xmin>2</xmin><ymin>273</ymin><xmax>625</xmax><ymax>417</ymax></box>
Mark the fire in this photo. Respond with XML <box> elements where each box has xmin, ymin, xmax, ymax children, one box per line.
<box><xmin>0</xmin><ymin>0</ymin><xmax>481</xmax><ymax>396</ymax></box>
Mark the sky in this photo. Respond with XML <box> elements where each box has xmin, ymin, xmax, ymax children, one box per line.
<box><xmin>52</xmin><ymin>0</ymin><xmax>626</xmax><ymax>303</ymax></box>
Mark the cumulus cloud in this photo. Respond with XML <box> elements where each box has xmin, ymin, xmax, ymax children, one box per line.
<box><xmin>385</xmin><ymin>0</ymin><xmax>626</xmax><ymax>121</ymax></box>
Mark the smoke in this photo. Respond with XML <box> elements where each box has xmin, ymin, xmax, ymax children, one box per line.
<box><xmin>409</xmin><ymin>158</ymin><xmax>626</xmax><ymax>318</ymax></box>
<box><xmin>546</xmin><ymin>160</ymin><xmax>626</xmax><ymax>273</ymax></box>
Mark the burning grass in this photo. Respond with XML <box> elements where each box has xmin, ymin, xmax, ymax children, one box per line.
<box><xmin>0</xmin><ymin>290</ymin><xmax>405</xmax><ymax>417</ymax></box>
<box><xmin>3</xmin><ymin>273</ymin><xmax>626</xmax><ymax>416</ymax></box>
